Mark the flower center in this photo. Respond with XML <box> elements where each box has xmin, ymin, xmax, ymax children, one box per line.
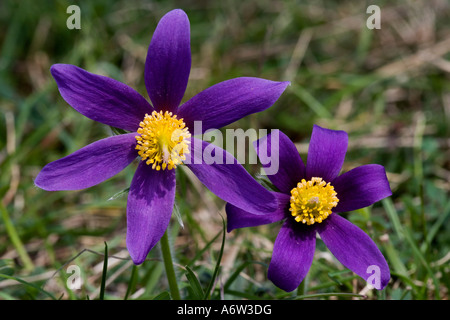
<box><xmin>135</xmin><ymin>111</ymin><xmax>191</xmax><ymax>171</ymax></box>
<box><xmin>289</xmin><ymin>177</ymin><xmax>339</xmax><ymax>225</ymax></box>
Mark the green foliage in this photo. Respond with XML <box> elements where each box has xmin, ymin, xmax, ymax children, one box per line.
<box><xmin>0</xmin><ymin>0</ymin><xmax>448</xmax><ymax>300</ymax></box>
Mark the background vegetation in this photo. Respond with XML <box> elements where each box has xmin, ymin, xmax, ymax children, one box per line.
<box><xmin>0</xmin><ymin>0</ymin><xmax>449</xmax><ymax>300</ymax></box>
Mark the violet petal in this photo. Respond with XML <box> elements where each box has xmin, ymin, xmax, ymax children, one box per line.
<box><xmin>225</xmin><ymin>192</ymin><xmax>290</xmax><ymax>232</ymax></box>
<box><xmin>306</xmin><ymin>125</ymin><xmax>348</xmax><ymax>182</ymax></box>
<box><xmin>267</xmin><ymin>220</ymin><xmax>316</xmax><ymax>292</ymax></box>
<box><xmin>254</xmin><ymin>129</ymin><xmax>306</xmax><ymax>193</ymax></box>
<box><xmin>332</xmin><ymin>164</ymin><xmax>392</xmax><ymax>213</ymax></box>
<box><xmin>178</xmin><ymin>78</ymin><xmax>289</xmax><ymax>133</ymax></box>
<box><xmin>35</xmin><ymin>133</ymin><xmax>138</xmax><ymax>191</ymax></box>
<box><xmin>317</xmin><ymin>214</ymin><xmax>390</xmax><ymax>289</ymax></box>
<box><xmin>184</xmin><ymin>137</ymin><xmax>277</xmax><ymax>215</ymax></box>
<box><xmin>51</xmin><ymin>64</ymin><xmax>152</xmax><ymax>132</ymax></box>
<box><xmin>126</xmin><ymin>162</ymin><xmax>176</xmax><ymax>265</ymax></box>
<box><xmin>145</xmin><ymin>9</ymin><xmax>191</xmax><ymax>113</ymax></box>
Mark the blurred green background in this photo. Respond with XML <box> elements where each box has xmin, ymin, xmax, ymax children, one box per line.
<box><xmin>0</xmin><ymin>0</ymin><xmax>449</xmax><ymax>300</ymax></box>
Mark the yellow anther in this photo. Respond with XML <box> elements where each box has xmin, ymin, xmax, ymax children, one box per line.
<box><xmin>289</xmin><ymin>177</ymin><xmax>339</xmax><ymax>225</ymax></box>
<box><xmin>135</xmin><ymin>111</ymin><xmax>191</xmax><ymax>170</ymax></box>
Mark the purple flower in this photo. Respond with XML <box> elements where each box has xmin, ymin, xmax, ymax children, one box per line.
<box><xmin>35</xmin><ymin>9</ymin><xmax>289</xmax><ymax>264</ymax></box>
<box><xmin>226</xmin><ymin>125</ymin><xmax>392</xmax><ymax>291</ymax></box>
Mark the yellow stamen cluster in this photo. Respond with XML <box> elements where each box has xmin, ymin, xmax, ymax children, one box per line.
<box><xmin>289</xmin><ymin>177</ymin><xmax>339</xmax><ymax>225</ymax></box>
<box><xmin>135</xmin><ymin>110</ymin><xmax>190</xmax><ymax>171</ymax></box>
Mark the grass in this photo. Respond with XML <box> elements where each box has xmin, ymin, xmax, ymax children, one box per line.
<box><xmin>0</xmin><ymin>0</ymin><xmax>449</xmax><ymax>300</ymax></box>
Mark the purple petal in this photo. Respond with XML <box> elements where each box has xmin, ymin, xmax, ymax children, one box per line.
<box><xmin>306</xmin><ymin>125</ymin><xmax>348</xmax><ymax>182</ymax></box>
<box><xmin>35</xmin><ymin>133</ymin><xmax>138</xmax><ymax>191</ymax></box>
<box><xmin>145</xmin><ymin>9</ymin><xmax>191</xmax><ymax>113</ymax></box>
<box><xmin>254</xmin><ymin>130</ymin><xmax>306</xmax><ymax>193</ymax></box>
<box><xmin>268</xmin><ymin>220</ymin><xmax>316</xmax><ymax>292</ymax></box>
<box><xmin>177</xmin><ymin>78</ymin><xmax>289</xmax><ymax>133</ymax></box>
<box><xmin>317</xmin><ymin>214</ymin><xmax>390</xmax><ymax>289</ymax></box>
<box><xmin>126</xmin><ymin>162</ymin><xmax>176</xmax><ymax>265</ymax></box>
<box><xmin>332</xmin><ymin>164</ymin><xmax>392</xmax><ymax>213</ymax></box>
<box><xmin>225</xmin><ymin>192</ymin><xmax>290</xmax><ymax>232</ymax></box>
<box><xmin>184</xmin><ymin>138</ymin><xmax>277</xmax><ymax>215</ymax></box>
<box><xmin>51</xmin><ymin>64</ymin><xmax>152</xmax><ymax>132</ymax></box>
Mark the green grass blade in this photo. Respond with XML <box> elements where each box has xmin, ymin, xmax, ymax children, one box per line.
<box><xmin>382</xmin><ymin>239</ymin><xmax>409</xmax><ymax>279</ymax></box>
<box><xmin>295</xmin><ymin>292</ymin><xmax>366</xmax><ymax>300</ymax></box>
<box><xmin>99</xmin><ymin>241</ymin><xmax>108</xmax><ymax>300</ymax></box>
<box><xmin>0</xmin><ymin>274</ymin><xmax>57</xmax><ymax>300</ymax></box>
<box><xmin>187</xmin><ymin>229</ymin><xmax>222</xmax><ymax>268</ymax></box>
<box><xmin>0</xmin><ymin>203</ymin><xmax>34</xmax><ymax>271</ymax></box>
<box><xmin>382</xmin><ymin>198</ymin><xmax>404</xmax><ymax>240</ymax></box>
<box><xmin>403</xmin><ymin>228</ymin><xmax>441</xmax><ymax>299</ymax></box>
<box><xmin>203</xmin><ymin>215</ymin><xmax>226</xmax><ymax>300</ymax></box>
<box><xmin>420</xmin><ymin>201</ymin><xmax>450</xmax><ymax>253</ymax></box>
<box><xmin>223</xmin><ymin>260</ymin><xmax>267</xmax><ymax>291</ymax></box>
<box><xmin>291</xmin><ymin>85</ymin><xmax>331</xmax><ymax>119</ymax></box>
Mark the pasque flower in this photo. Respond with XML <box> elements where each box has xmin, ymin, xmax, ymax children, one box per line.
<box><xmin>35</xmin><ymin>9</ymin><xmax>289</xmax><ymax>264</ymax></box>
<box><xmin>226</xmin><ymin>125</ymin><xmax>392</xmax><ymax>291</ymax></box>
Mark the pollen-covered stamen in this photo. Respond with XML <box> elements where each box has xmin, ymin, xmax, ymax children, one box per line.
<box><xmin>289</xmin><ymin>177</ymin><xmax>339</xmax><ymax>225</ymax></box>
<box><xmin>135</xmin><ymin>111</ymin><xmax>191</xmax><ymax>171</ymax></box>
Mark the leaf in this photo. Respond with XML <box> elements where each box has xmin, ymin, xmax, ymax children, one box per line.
<box><xmin>153</xmin><ymin>291</ymin><xmax>171</xmax><ymax>300</ymax></box>
<box><xmin>173</xmin><ymin>202</ymin><xmax>184</xmax><ymax>229</ymax></box>
<box><xmin>185</xmin><ymin>265</ymin><xmax>204</xmax><ymax>299</ymax></box>
<box><xmin>110</xmin><ymin>126</ymin><xmax>128</xmax><ymax>136</ymax></box>
<box><xmin>107</xmin><ymin>187</ymin><xmax>130</xmax><ymax>201</ymax></box>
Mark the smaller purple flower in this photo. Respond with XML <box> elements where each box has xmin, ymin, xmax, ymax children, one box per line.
<box><xmin>35</xmin><ymin>9</ymin><xmax>289</xmax><ymax>265</ymax></box>
<box><xmin>226</xmin><ymin>125</ymin><xmax>392</xmax><ymax>292</ymax></box>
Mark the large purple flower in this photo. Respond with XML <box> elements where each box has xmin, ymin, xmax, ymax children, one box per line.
<box><xmin>226</xmin><ymin>125</ymin><xmax>392</xmax><ymax>292</ymax></box>
<box><xmin>35</xmin><ymin>9</ymin><xmax>289</xmax><ymax>265</ymax></box>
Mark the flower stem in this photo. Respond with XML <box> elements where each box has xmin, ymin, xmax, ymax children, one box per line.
<box><xmin>297</xmin><ymin>279</ymin><xmax>306</xmax><ymax>297</ymax></box>
<box><xmin>160</xmin><ymin>230</ymin><xmax>181</xmax><ymax>300</ymax></box>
